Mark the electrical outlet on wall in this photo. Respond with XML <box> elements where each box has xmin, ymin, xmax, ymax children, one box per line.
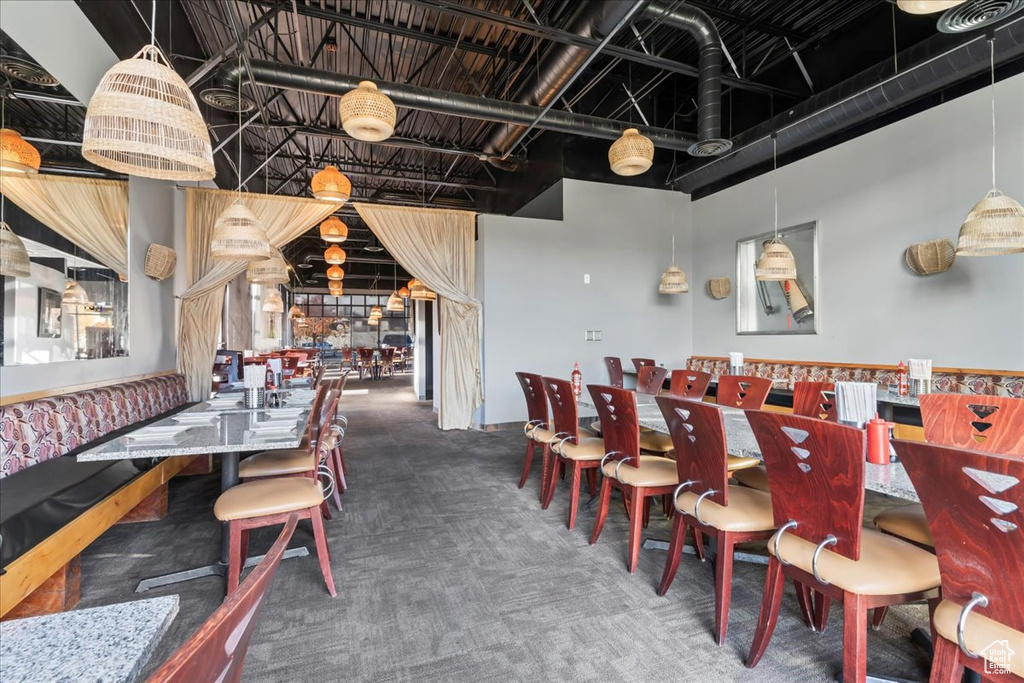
<box><xmin>595</xmin><ymin>330</ymin><xmax>602</xmax><ymax>342</ymax></box>
<box><xmin>584</xmin><ymin>330</ymin><xmax>594</xmax><ymax>341</ymax></box>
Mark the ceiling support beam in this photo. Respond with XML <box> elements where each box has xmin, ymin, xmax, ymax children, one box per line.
<box><xmin>186</xmin><ymin>2</ymin><xmax>284</xmax><ymax>86</ymax></box>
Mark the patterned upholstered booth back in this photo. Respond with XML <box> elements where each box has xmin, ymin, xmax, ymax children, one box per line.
<box><xmin>685</xmin><ymin>357</ymin><xmax>1024</xmax><ymax>399</ymax></box>
<box><xmin>0</xmin><ymin>375</ymin><xmax>189</xmax><ymax>479</ymax></box>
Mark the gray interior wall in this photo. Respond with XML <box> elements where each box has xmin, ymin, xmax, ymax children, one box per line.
<box><xmin>0</xmin><ymin>1</ymin><xmax>179</xmax><ymax>397</ymax></box>
<box><xmin>690</xmin><ymin>71</ymin><xmax>1024</xmax><ymax>369</ymax></box>
<box><xmin>478</xmin><ymin>178</ymin><xmax>693</xmax><ymax>426</ymax></box>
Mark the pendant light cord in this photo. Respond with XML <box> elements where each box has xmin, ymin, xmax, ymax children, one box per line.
<box><xmin>772</xmin><ymin>134</ymin><xmax>779</xmax><ymax>240</ymax></box>
<box><xmin>150</xmin><ymin>0</ymin><xmax>156</xmax><ymax>46</ymax></box>
<box><xmin>237</xmin><ymin>53</ymin><xmax>243</xmax><ymax>200</ymax></box>
<box><xmin>989</xmin><ymin>37</ymin><xmax>996</xmax><ymax>189</ymax></box>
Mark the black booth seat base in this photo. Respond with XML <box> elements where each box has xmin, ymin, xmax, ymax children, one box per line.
<box><xmin>0</xmin><ymin>403</ymin><xmax>197</xmax><ymax>570</ymax></box>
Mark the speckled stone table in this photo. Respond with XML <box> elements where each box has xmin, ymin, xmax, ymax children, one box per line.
<box><xmin>0</xmin><ymin>595</ymin><xmax>178</xmax><ymax>683</ymax></box>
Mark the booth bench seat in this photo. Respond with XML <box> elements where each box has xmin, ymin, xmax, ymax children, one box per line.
<box><xmin>0</xmin><ymin>374</ymin><xmax>194</xmax><ymax>618</ymax></box>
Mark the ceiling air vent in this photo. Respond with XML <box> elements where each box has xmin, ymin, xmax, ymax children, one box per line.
<box><xmin>0</xmin><ymin>56</ymin><xmax>59</xmax><ymax>87</ymax></box>
<box><xmin>200</xmin><ymin>86</ymin><xmax>255</xmax><ymax>113</ymax></box>
<box><xmin>938</xmin><ymin>0</ymin><xmax>1024</xmax><ymax>32</ymax></box>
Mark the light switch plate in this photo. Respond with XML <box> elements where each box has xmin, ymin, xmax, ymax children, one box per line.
<box><xmin>583</xmin><ymin>274</ymin><xmax>590</xmax><ymax>284</ymax></box>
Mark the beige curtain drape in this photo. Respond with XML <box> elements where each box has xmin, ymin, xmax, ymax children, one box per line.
<box><xmin>2</xmin><ymin>174</ymin><xmax>128</xmax><ymax>277</ymax></box>
<box><xmin>354</xmin><ymin>203</ymin><xmax>482</xmax><ymax>430</ymax></box>
<box><xmin>178</xmin><ymin>188</ymin><xmax>336</xmax><ymax>401</ymax></box>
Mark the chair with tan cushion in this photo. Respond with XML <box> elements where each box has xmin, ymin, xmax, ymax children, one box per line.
<box><xmin>515</xmin><ymin>372</ymin><xmax>551</xmax><ymax>494</ymax></box>
<box><xmin>214</xmin><ymin>420</ymin><xmax>340</xmax><ymax>598</ymax></box>
<box><xmin>656</xmin><ymin>396</ymin><xmax>777</xmax><ymax>645</ymax></box>
<box><xmin>744</xmin><ymin>411</ymin><xmax>940</xmax><ymax>682</ymax></box>
<box><xmin>874</xmin><ymin>394</ymin><xmax>1024</xmax><ymax>548</ymax></box>
<box><xmin>590</xmin><ymin>357</ymin><xmax>625</xmax><ymax>435</ymax></box>
<box><xmin>895</xmin><ymin>440</ymin><xmax>1024</xmax><ymax>681</ymax></box>
<box><xmin>539</xmin><ymin>377</ymin><xmax>605</xmax><ymax>529</ymax></box>
<box><xmin>588</xmin><ymin>385</ymin><xmax>679</xmax><ymax>574</ymax></box>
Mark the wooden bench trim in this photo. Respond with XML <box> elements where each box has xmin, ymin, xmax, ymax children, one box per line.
<box><xmin>0</xmin><ymin>455</ymin><xmax>194</xmax><ymax>617</ymax></box>
<box><xmin>0</xmin><ymin>370</ymin><xmax>179</xmax><ymax>406</ymax></box>
<box><xmin>688</xmin><ymin>356</ymin><xmax>1023</xmax><ymax>378</ymax></box>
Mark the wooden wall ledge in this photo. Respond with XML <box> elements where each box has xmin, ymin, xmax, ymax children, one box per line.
<box><xmin>688</xmin><ymin>356</ymin><xmax>1022</xmax><ymax>378</ymax></box>
<box><xmin>0</xmin><ymin>370</ymin><xmax>178</xmax><ymax>406</ymax></box>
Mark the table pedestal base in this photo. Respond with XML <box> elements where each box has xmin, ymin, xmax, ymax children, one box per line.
<box><xmin>135</xmin><ymin>547</ymin><xmax>310</xmax><ymax>593</ymax></box>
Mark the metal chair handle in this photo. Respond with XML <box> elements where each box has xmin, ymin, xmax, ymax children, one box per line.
<box><xmin>956</xmin><ymin>592</ymin><xmax>990</xmax><ymax>658</ymax></box>
<box><xmin>692</xmin><ymin>489</ymin><xmax>718</xmax><ymax>527</ymax></box>
<box><xmin>614</xmin><ymin>456</ymin><xmax>636</xmax><ymax>480</ymax></box>
<box><xmin>523</xmin><ymin>419</ymin><xmax>544</xmax><ymax>436</ymax></box>
<box><xmin>551</xmin><ymin>432</ymin><xmax>572</xmax><ymax>454</ymax></box>
<box><xmin>772</xmin><ymin>520</ymin><xmax>799</xmax><ymax>566</ymax></box>
<box><xmin>600</xmin><ymin>451</ymin><xmax>622</xmax><ymax>471</ymax></box>
<box><xmin>811</xmin><ymin>535</ymin><xmax>838</xmax><ymax>585</ymax></box>
<box><xmin>672</xmin><ymin>480</ymin><xmax>696</xmax><ymax>514</ymax></box>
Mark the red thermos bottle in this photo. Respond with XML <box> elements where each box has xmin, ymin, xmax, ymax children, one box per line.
<box><xmin>866</xmin><ymin>414</ymin><xmax>894</xmax><ymax>465</ymax></box>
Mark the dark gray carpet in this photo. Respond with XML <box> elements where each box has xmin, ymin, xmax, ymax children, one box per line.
<box><xmin>77</xmin><ymin>374</ymin><xmax>931</xmax><ymax>681</ymax></box>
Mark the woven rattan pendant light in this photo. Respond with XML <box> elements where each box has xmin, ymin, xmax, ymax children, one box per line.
<box><xmin>262</xmin><ymin>288</ymin><xmax>284</xmax><ymax>313</ymax></box>
<box><xmin>0</xmin><ymin>128</ymin><xmax>41</xmax><ymax>174</ymax></box>
<box><xmin>956</xmin><ymin>39</ymin><xmax>1024</xmax><ymax>256</ymax></box>
<box><xmin>82</xmin><ymin>4</ymin><xmax>213</xmax><ymax>181</ymax></box>
<box><xmin>340</xmin><ymin>81</ymin><xmax>396</xmax><ymax>142</ymax></box>
<box><xmin>368</xmin><ymin>315</ymin><xmax>380</xmax><ymax>326</ymax></box>
<box><xmin>288</xmin><ymin>305</ymin><xmax>305</xmax><ymax>319</ymax></box>
<box><xmin>246</xmin><ymin>247</ymin><xmax>289</xmax><ymax>284</ymax></box>
<box><xmin>0</xmin><ymin>99</ymin><xmax>31</xmax><ymax>277</ymax></box>
<box><xmin>755</xmin><ymin>135</ymin><xmax>797</xmax><ymax>281</ymax></box>
<box><xmin>328</xmin><ymin>281</ymin><xmax>344</xmax><ymax>296</ymax></box>
<box><xmin>609</xmin><ymin>128</ymin><xmax>654</xmax><ymax>176</ymax></box>
<box><xmin>399</xmin><ymin>286</ymin><xmax>410</xmax><ymax>299</ymax></box>
<box><xmin>62</xmin><ymin>278</ymin><xmax>88</xmax><ymax>307</ymax></box>
<box><xmin>409</xmin><ymin>279</ymin><xmax>437</xmax><ymax>301</ymax></box>
<box><xmin>369</xmin><ymin>304</ymin><xmax>383</xmax><ymax>319</ymax></box>
<box><xmin>324</xmin><ymin>244</ymin><xmax>347</xmax><ymax>264</ymax></box>
<box><xmin>386</xmin><ymin>263</ymin><xmax>404</xmax><ymax>311</ymax></box>
<box><xmin>211</xmin><ymin>56</ymin><xmax>270</xmax><ymax>262</ymax></box>
<box><xmin>311</xmin><ymin>165</ymin><xmax>352</xmax><ymax>203</ymax></box>
<box><xmin>659</xmin><ymin>234</ymin><xmax>689</xmax><ymax>294</ymax></box>
<box><xmin>319</xmin><ymin>216</ymin><xmax>348</xmax><ymax>242</ymax></box>
<box><xmin>896</xmin><ymin>0</ymin><xmax>965</xmax><ymax>13</ymax></box>
<box><xmin>326</xmin><ymin>264</ymin><xmax>345</xmax><ymax>281</ymax></box>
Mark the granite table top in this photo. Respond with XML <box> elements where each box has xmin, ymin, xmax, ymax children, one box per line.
<box><xmin>578</xmin><ymin>396</ymin><xmax>918</xmax><ymax>502</ymax></box>
<box><xmin>76</xmin><ymin>394</ymin><xmax>315</xmax><ymax>462</ymax></box>
<box><xmin>0</xmin><ymin>595</ymin><xmax>179</xmax><ymax>683</ymax></box>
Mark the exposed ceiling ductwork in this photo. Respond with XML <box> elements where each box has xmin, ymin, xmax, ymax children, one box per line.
<box><xmin>672</xmin><ymin>14</ymin><xmax>1024</xmax><ymax>195</ymax></box>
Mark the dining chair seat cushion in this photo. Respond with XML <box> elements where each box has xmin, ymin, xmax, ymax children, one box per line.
<box><xmin>602</xmin><ymin>456</ymin><xmax>679</xmax><ymax>487</ymax></box>
<box><xmin>531</xmin><ymin>426</ymin><xmax>558</xmax><ymax>444</ymax></box>
<box><xmin>556</xmin><ymin>437</ymin><xmax>606</xmax><ymax>461</ymax></box>
<box><xmin>676</xmin><ymin>485</ymin><xmax>775</xmax><ymax>533</ymax></box>
<box><xmin>732</xmin><ymin>464</ymin><xmax>770</xmax><ymax>493</ymax></box>
<box><xmin>933</xmin><ymin>599</ymin><xmax>1024</xmax><ymax>677</ymax></box>
<box><xmin>238</xmin><ymin>449</ymin><xmax>315</xmax><ymax>478</ymax></box>
<box><xmin>214</xmin><ymin>478</ymin><xmax>324</xmax><ymax>521</ymax></box>
<box><xmin>639</xmin><ymin>431</ymin><xmax>674</xmax><ymax>453</ymax></box>
<box><xmin>769</xmin><ymin>527</ymin><xmax>940</xmax><ymax>595</ymax></box>
<box><xmin>727</xmin><ymin>454</ymin><xmax>761</xmax><ymax>472</ymax></box>
<box><xmin>578</xmin><ymin>426</ymin><xmax>597</xmax><ymax>438</ymax></box>
<box><xmin>873</xmin><ymin>503</ymin><xmax>933</xmax><ymax>547</ymax></box>
<box><xmin>589</xmin><ymin>420</ymin><xmax>602</xmax><ymax>435</ymax></box>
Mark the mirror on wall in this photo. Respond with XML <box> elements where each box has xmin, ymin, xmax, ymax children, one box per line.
<box><xmin>0</xmin><ymin>32</ymin><xmax>130</xmax><ymax>366</ymax></box>
<box><xmin>736</xmin><ymin>221</ymin><xmax>819</xmax><ymax>335</ymax></box>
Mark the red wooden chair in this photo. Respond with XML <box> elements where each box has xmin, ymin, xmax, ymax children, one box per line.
<box><xmin>668</xmin><ymin>369</ymin><xmax>712</xmax><ymax>399</ymax></box>
<box><xmin>147</xmin><ymin>515</ymin><xmax>299</xmax><ymax>683</ymax></box>
<box><xmin>875</xmin><ymin>395</ymin><xmax>1024</xmax><ymax>548</ymax></box>
<box><xmin>515</xmin><ymin>372</ymin><xmax>553</xmax><ymax>494</ymax></box>
<box><xmin>744</xmin><ymin>411</ymin><xmax>940</xmax><ymax>682</ymax></box>
<box><xmin>588</xmin><ymin>385</ymin><xmax>678</xmax><ymax>573</ymax></box>
<box><xmin>341</xmin><ymin>347</ymin><xmax>353</xmax><ymax>370</ymax></box>
<box><xmin>716</xmin><ymin>374</ymin><xmax>773</xmax><ymax>410</ymax></box>
<box><xmin>632</xmin><ymin>357</ymin><xmax>655</xmax><ymax>373</ymax></box>
<box><xmin>356</xmin><ymin>347</ymin><xmax>376</xmax><ymax>379</ymax></box>
<box><xmin>635</xmin><ymin>365</ymin><xmax>668</xmax><ymax>395</ymax></box>
<box><xmin>380</xmin><ymin>347</ymin><xmax>396</xmax><ymax>377</ymax></box>
<box><xmin>791</xmin><ymin>381</ymin><xmax>837</xmax><ymax>421</ymax></box>
<box><xmin>540</xmin><ymin>377</ymin><xmax>603</xmax><ymax>529</ymax></box>
<box><xmin>279</xmin><ymin>354</ymin><xmax>299</xmax><ymax>381</ymax></box>
<box><xmin>895</xmin><ymin>440</ymin><xmax>1024</xmax><ymax>681</ymax></box>
<box><xmin>605</xmin><ymin>356</ymin><xmax>624</xmax><ymax>388</ymax></box>
<box><xmin>656</xmin><ymin>396</ymin><xmax>776</xmax><ymax>644</ymax></box>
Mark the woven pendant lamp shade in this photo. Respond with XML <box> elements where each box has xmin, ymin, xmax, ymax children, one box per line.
<box><xmin>368</xmin><ymin>315</ymin><xmax>380</xmax><ymax>326</ymax></box>
<box><xmin>82</xmin><ymin>45</ymin><xmax>214</xmax><ymax>181</ymax></box>
<box><xmin>896</xmin><ymin>0</ymin><xmax>965</xmax><ymax>13</ymax></box>
<box><xmin>324</xmin><ymin>245</ymin><xmax>347</xmax><ymax>264</ymax></box>
<box><xmin>956</xmin><ymin>188</ymin><xmax>1024</xmax><ymax>256</ymax></box>
<box><xmin>906</xmin><ymin>239</ymin><xmax>956</xmax><ymax>275</ymax></box>
<box><xmin>409</xmin><ymin>280</ymin><xmax>437</xmax><ymax>301</ymax></box>
<box><xmin>310</xmin><ymin>166</ymin><xmax>352</xmax><ymax>203</ymax></box>
<box><xmin>62</xmin><ymin>279</ymin><xmax>89</xmax><ymax>307</ymax></box>
<box><xmin>326</xmin><ymin>264</ymin><xmax>345</xmax><ymax>281</ymax></box>
<box><xmin>0</xmin><ymin>129</ymin><xmax>41</xmax><ymax>174</ymax></box>
<box><xmin>319</xmin><ymin>216</ymin><xmax>349</xmax><ymax>243</ymax></box>
<box><xmin>609</xmin><ymin>128</ymin><xmax>653</xmax><ymax>176</ymax></box>
<box><xmin>386</xmin><ymin>291</ymin><xmax>404</xmax><ymax>311</ymax></box>
<box><xmin>262</xmin><ymin>289</ymin><xmax>284</xmax><ymax>314</ymax></box>
<box><xmin>407</xmin><ymin>278</ymin><xmax>418</xmax><ymax>290</ymax></box>
<box><xmin>340</xmin><ymin>81</ymin><xmax>397</xmax><ymax>142</ymax></box>
<box><xmin>399</xmin><ymin>286</ymin><xmax>410</xmax><ymax>299</ymax></box>
<box><xmin>755</xmin><ymin>240</ymin><xmax>797</xmax><ymax>281</ymax></box>
<box><xmin>0</xmin><ymin>221</ymin><xmax>32</xmax><ymax>277</ymax></box>
<box><xmin>247</xmin><ymin>247</ymin><xmax>290</xmax><ymax>284</ymax></box>
<box><xmin>369</xmin><ymin>304</ymin><xmax>383</xmax><ymax>320</ymax></box>
<box><xmin>707</xmin><ymin>277</ymin><xmax>732</xmax><ymax>300</ymax></box>
<box><xmin>144</xmin><ymin>244</ymin><xmax>176</xmax><ymax>280</ymax></box>
<box><xmin>211</xmin><ymin>200</ymin><xmax>271</xmax><ymax>261</ymax></box>
<box><xmin>288</xmin><ymin>305</ymin><xmax>305</xmax><ymax>319</ymax></box>
<box><xmin>328</xmin><ymin>281</ymin><xmax>344</xmax><ymax>296</ymax></box>
<box><xmin>658</xmin><ymin>265</ymin><xmax>689</xmax><ymax>294</ymax></box>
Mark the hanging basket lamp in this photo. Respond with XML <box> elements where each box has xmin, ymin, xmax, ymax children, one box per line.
<box><xmin>368</xmin><ymin>315</ymin><xmax>380</xmax><ymax>326</ymax></box>
<box><xmin>399</xmin><ymin>286</ymin><xmax>410</xmax><ymax>299</ymax></box>
<box><xmin>896</xmin><ymin>0</ymin><xmax>965</xmax><ymax>13</ymax></box>
<box><xmin>328</xmin><ymin>281</ymin><xmax>344</xmax><ymax>296</ymax></box>
<box><xmin>311</xmin><ymin>165</ymin><xmax>352</xmax><ymax>203</ymax></box>
<box><xmin>61</xmin><ymin>279</ymin><xmax>89</xmax><ymax>307</ymax></box>
<box><xmin>143</xmin><ymin>244</ymin><xmax>176</xmax><ymax>281</ymax></box>
<box><xmin>386</xmin><ymin>291</ymin><xmax>404</xmax><ymax>311</ymax></box>
<box><xmin>288</xmin><ymin>305</ymin><xmax>305</xmax><ymax>319</ymax></box>
<box><xmin>0</xmin><ymin>221</ymin><xmax>32</xmax><ymax>277</ymax></box>
<box><xmin>326</xmin><ymin>264</ymin><xmax>345</xmax><ymax>281</ymax></box>
<box><xmin>0</xmin><ymin>128</ymin><xmax>41</xmax><ymax>174</ymax></box>
<box><xmin>262</xmin><ymin>289</ymin><xmax>284</xmax><ymax>313</ymax></box>
<box><xmin>369</xmin><ymin>304</ymin><xmax>383</xmax><ymax>320</ymax></box>
<box><xmin>707</xmin><ymin>277</ymin><xmax>732</xmax><ymax>300</ymax></box>
<box><xmin>609</xmin><ymin>128</ymin><xmax>653</xmax><ymax>176</ymax></box>
<box><xmin>956</xmin><ymin>188</ymin><xmax>1024</xmax><ymax>256</ymax></box>
<box><xmin>211</xmin><ymin>199</ymin><xmax>271</xmax><ymax>261</ymax></box>
<box><xmin>82</xmin><ymin>45</ymin><xmax>215</xmax><ymax>181</ymax></box>
<box><xmin>247</xmin><ymin>247</ymin><xmax>290</xmax><ymax>284</ymax></box>
<box><xmin>324</xmin><ymin>244</ymin><xmax>347</xmax><ymax>264</ymax></box>
<box><xmin>659</xmin><ymin>265</ymin><xmax>689</xmax><ymax>294</ymax></box>
<box><xmin>755</xmin><ymin>239</ymin><xmax>798</xmax><ymax>281</ymax></box>
<box><xmin>339</xmin><ymin>81</ymin><xmax>396</xmax><ymax>142</ymax></box>
<box><xmin>409</xmin><ymin>279</ymin><xmax>437</xmax><ymax>301</ymax></box>
<box><xmin>319</xmin><ymin>216</ymin><xmax>349</xmax><ymax>243</ymax></box>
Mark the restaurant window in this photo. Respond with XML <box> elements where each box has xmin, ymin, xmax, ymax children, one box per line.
<box><xmin>291</xmin><ymin>294</ymin><xmax>411</xmax><ymax>353</ymax></box>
